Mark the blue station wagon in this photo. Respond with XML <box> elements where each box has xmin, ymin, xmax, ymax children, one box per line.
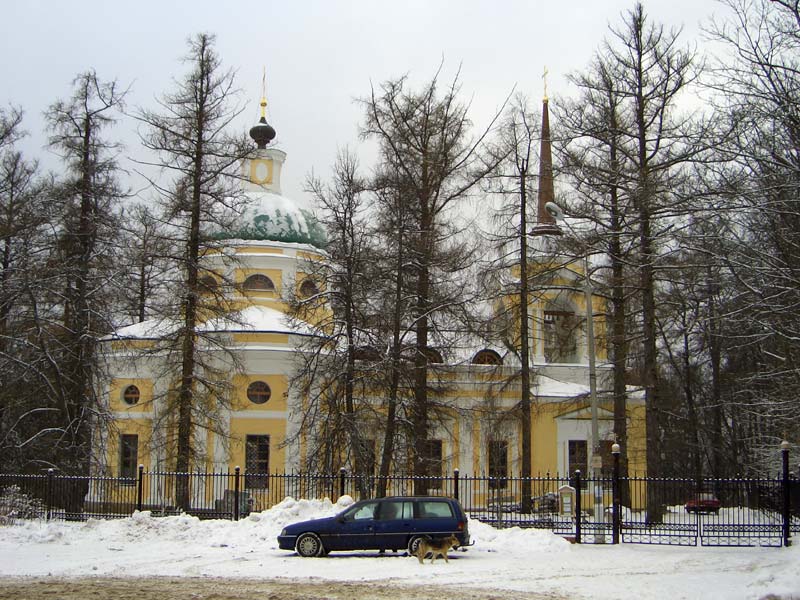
<box><xmin>277</xmin><ymin>496</ymin><xmax>471</xmax><ymax>557</ymax></box>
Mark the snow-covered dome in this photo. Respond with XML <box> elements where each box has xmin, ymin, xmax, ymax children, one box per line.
<box><xmin>213</xmin><ymin>137</ymin><xmax>326</xmax><ymax>248</ymax></box>
<box><xmin>219</xmin><ymin>190</ymin><xmax>326</xmax><ymax>248</ymax></box>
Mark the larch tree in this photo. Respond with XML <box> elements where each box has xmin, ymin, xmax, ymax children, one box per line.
<box><xmin>480</xmin><ymin>95</ymin><xmax>545</xmax><ymax>512</ymax></box>
<box><xmin>46</xmin><ymin>71</ymin><xmax>127</xmax><ymax>477</ymax></box>
<box><xmin>703</xmin><ymin>0</ymin><xmax>800</xmax><ymax>468</ymax></box>
<box><xmin>0</xmin><ymin>113</ymin><xmax>51</xmax><ymax>472</ymax></box>
<box><xmin>136</xmin><ymin>33</ymin><xmax>251</xmax><ymax>508</ymax></box>
<box><xmin>360</xmin><ymin>69</ymin><xmax>505</xmax><ymax>492</ymax></box>
<box><xmin>287</xmin><ymin>150</ymin><xmax>378</xmax><ymax>496</ymax></box>
<box><xmin>556</xmin><ymin>3</ymin><xmax>710</xmax><ymax>515</ymax></box>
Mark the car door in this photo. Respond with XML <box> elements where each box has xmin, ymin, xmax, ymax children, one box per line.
<box><xmin>373</xmin><ymin>500</ymin><xmax>415</xmax><ymax>550</ymax></box>
<box><xmin>328</xmin><ymin>500</ymin><xmax>379</xmax><ymax>550</ymax></box>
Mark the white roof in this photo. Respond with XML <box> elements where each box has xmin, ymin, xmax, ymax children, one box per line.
<box><xmin>107</xmin><ymin>306</ymin><xmax>315</xmax><ymax>340</ymax></box>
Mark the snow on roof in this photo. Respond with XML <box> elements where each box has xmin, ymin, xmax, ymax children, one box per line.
<box><xmin>534</xmin><ymin>374</ymin><xmax>589</xmax><ymax>398</ymax></box>
<box><xmin>109</xmin><ymin>317</ymin><xmax>179</xmax><ymax>340</ymax></box>
<box><xmin>199</xmin><ymin>305</ymin><xmax>315</xmax><ymax>336</ymax></box>
<box><xmin>106</xmin><ymin>306</ymin><xmax>315</xmax><ymax>341</ymax></box>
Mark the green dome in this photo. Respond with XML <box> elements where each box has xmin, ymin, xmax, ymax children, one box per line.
<box><xmin>216</xmin><ymin>191</ymin><xmax>326</xmax><ymax>248</ymax></box>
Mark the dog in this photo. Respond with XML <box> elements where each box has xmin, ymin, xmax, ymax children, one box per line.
<box><xmin>415</xmin><ymin>534</ymin><xmax>459</xmax><ymax>564</ymax></box>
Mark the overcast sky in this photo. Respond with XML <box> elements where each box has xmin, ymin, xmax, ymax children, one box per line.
<box><xmin>2</xmin><ymin>0</ymin><xmax>723</xmax><ymax>207</ymax></box>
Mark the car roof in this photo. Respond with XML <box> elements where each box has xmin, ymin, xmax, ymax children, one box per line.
<box><xmin>379</xmin><ymin>496</ymin><xmax>456</xmax><ymax>501</ymax></box>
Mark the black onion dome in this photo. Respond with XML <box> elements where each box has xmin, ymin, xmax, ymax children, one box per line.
<box><xmin>249</xmin><ymin>117</ymin><xmax>276</xmax><ymax>149</ymax></box>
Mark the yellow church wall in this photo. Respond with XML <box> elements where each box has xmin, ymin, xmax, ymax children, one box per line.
<box><xmin>228</xmin><ymin>417</ymin><xmax>286</xmax><ymax>510</ymax></box>
<box><xmin>232</xmin><ymin>332</ymin><xmax>289</xmax><ymax>345</ymax></box>
<box><xmin>231</xmin><ymin>374</ymin><xmax>288</xmax><ymax>412</ymax></box>
<box><xmin>106</xmin><ymin>420</ymin><xmax>152</xmax><ymax>472</ymax></box>
<box><xmin>237</xmin><ymin>246</ymin><xmax>284</xmax><ymax>255</ymax></box>
<box><xmin>108</xmin><ymin>378</ymin><xmax>153</xmax><ymax>413</ymax></box>
<box><xmin>110</xmin><ymin>339</ymin><xmax>155</xmax><ymax>352</ymax></box>
<box><xmin>626</xmin><ymin>403</ymin><xmax>648</xmax><ymax>475</ymax></box>
<box><xmin>531</xmin><ymin>403</ymin><xmax>560</xmax><ymax>475</ymax></box>
<box><xmin>235</xmin><ymin>267</ymin><xmax>283</xmax><ymax>297</ymax></box>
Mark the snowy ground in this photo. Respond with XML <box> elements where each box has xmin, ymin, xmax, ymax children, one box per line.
<box><xmin>0</xmin><ymin>495</ymin><xmax>798</xmax><ymax>600</ymax></box>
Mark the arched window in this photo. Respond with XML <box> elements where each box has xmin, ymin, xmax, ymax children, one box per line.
<box><xmin>472</xmin><ymin>349</ymin><xmax>502</xmax><ymax>365</ymax></box>
<box><xmin>243</xmin><ymin>274</ymin><xmax>275</xmax><ymax>292</ymax></box>
<box><xmin>543</xmin><ymin>297</ymin><xmax>579</xmax><ymax>363</ymax></box>
<box><xmin>423</xmin><ymin>347</ymin><xmax>444</xmax><ymax>364</ymax></box>
<box><xmin>246</xmin><ymin>380</ymin><xmax>271</xmax><ymax>404</ymax></box>
<box><xmin>353</xmin><ymin>346</ymin><xmax>380</xmax><ymax>361</ymax></box>
<box><xmin>199</xmin><ymin>275</ymin><xmax>218</xmax><ymax>292</ymax></box>
<box><xmin>299</xmin><ymin>278</ymin><xmax>319</xmax><ymax>298</ymax></box>
<box><xmin>122</xmin><ymin>385</ymin><xmax>140</xmax><ymax>406</ymax></box>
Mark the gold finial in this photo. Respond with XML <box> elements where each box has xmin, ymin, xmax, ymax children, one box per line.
<box><xmin>543</xmin><ymin>66</ymin><xmax>549</xmax><ymax>102</ymax></box>
<box><xmin>260</xmin><ymin>66</ymin><xmax>268</xmax><ymax>119</ymax></box>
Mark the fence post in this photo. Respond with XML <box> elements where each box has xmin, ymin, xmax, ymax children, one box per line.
<box><xmin>575</xmin><ymin>470</ymin><xmax>582</xmax><ymax>544</ymax></box>
<box><xmin>612</xmin><ymin>443</ymin><xmax>620</xmax><ymax>544</ymax></box>
<box><xmin>339</xmin><ymin>467</ymin><xmax>346</xmax><ymax>500</ymax></box>
<box><xmin>234</xmin><ymin>466</ymin><xmax>240</xmax><ymax>522</ymax></box>
<box><xmin>453</xmin><ymin>468</ymin><xmax>460</xmax><ymax>501</ymax></box>
<box><xmin>46</xmin><ymin>468</ymin><xmax>54</xmax><ymax>521</ymax></box>
<box><xmin>782</xmin><ymin>440</ymin><xmax>791</xmax><ymax>547</ymax></box>
<box><xmin>136</xmin><ymin>464</ymin><xmax>144</xmax><ymax>512</ymax></box>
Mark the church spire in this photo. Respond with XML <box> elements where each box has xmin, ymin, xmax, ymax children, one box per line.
<box><xmin>249</xmin><ymin>67</ymin><xmax>276</xmax><ymax>149</ymax></box>
<box><xmin>531</xmin><ymin>68</ymin><xmax>562</xmax><ymax>237</ymax></box>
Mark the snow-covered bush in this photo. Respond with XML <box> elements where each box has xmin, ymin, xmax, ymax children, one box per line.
<box><xmin>0</xmin><ymin>485</ymin><xmax>45</xmax><ymax>525</ymax></box>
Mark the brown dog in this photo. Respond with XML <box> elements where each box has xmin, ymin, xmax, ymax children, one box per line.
<box><xmin>415</xmin><ymin>535</ymin><xmax>459</xmax><ymax>564</ymax></box>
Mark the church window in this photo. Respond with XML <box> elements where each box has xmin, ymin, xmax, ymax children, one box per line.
<box><xmin>246</xmin><ymin>381</ymin><xmax>271</xmax><ymax>404</ymax></box>
<box><xmin>423</xmin><ymin>347</ymin><xmax>443</xmax><ymax>364</ymax></box>
<box><xmin>199</xmin><ymin>275</ymin><xmax>218</xmax><ymax>292</ymax></box>
<box><xmin>119</xmin><ymin>434</ymin><xmax>139</xmax><ymax>483</ymax></box>
<box><xmin>543</xmin><ymin>299</ymin><xmax>579</xmax><ymax>363</ymax></box>
<box><xmin>243</xmin><ymin>274</ymin><xmax>275</xmax><ymax>291</ymax></box>
<box><xmin>488</xmin><ymin>440</ymin><xmax>508</xmax><ymax>489</ymax></box>
<box><xmin>299</xmin><ymin>278</ymin><xmax>319</xmax><ymax>297</ymax></box>
<box><xmin>472</xmin><ymin>349</ymin><xmax>502</xmax><ymax>365</ymax></box>
<box><xmin>122</xmin><ymin>385</ymin><xmax>140</xmax><ymax>406</ymax></box>
<box><xmin>420</xmin><ymin>439</ymin><xmax>443</xmax><ymax>488</ymax></box>
<box><xmin>568</xmin><ymin>440</ymin><xmax>587</xmax><ymax>478</ymax></box>
<box><xmin>245</xmin><ymin>435</ymin><xmax>270</xmax><ymax>489</ymax></box>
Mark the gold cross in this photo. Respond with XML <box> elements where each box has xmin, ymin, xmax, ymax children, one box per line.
<box><xmin>260</xmin><ymin>66</ymin><xmax>268</xmax><ymax>118</ymax></box>
<box><xmin>543</xmin><ymin>66</ymin><xmax>549</xmax><ymax>101</ymax></box>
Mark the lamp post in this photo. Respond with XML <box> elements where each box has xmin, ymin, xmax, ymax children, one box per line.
<box><xmin>544</xmin><ymin>201</ymin><xmax>604</xmax><ymax>540</ymax></box>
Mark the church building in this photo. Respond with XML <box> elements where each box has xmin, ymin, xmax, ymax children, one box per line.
<box><xmin>99</xmin><ymin>90</ymin><xmax>647</xmax><ymax>510</ymax></box>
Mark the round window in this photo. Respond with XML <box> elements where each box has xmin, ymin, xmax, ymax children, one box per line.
<box><xmin>247</xmin><ymin>381</ymin><xmax>271</xmax><ymax>404</ymax></box>
<box><xmin>122</xmin><ymin>385</ymin><xmax>140</xmax><ymax>406</ymax></box>
<box><xmin>300</xmin><ymin>279</ymin><xmax>318</xmax><ymax>297</ymax></box>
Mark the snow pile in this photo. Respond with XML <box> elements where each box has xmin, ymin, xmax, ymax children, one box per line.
<box><xmin>0</xmin><ymin>496</ymin><xmax>797</xmax><ymax>600</ymax></box>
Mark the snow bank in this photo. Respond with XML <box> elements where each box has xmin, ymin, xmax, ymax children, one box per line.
<box><xmin>0</xmin><ymin>495</ymin><xmax>797</xmax><ymax>600</ymax></box>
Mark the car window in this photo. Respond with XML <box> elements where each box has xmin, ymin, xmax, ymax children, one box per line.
<box><xmin>417</xmin><ymin>501</ymin><xmax>454</xmax><ymax>518</ymax></box>
<box><xmin>344</xmin><ymin>500</ymin><xmax>379</xmax><ymax>521</ymax></box>
<box><xmin>378</xmin><ymin>500</ymin><xmax>413</xmax><ymax>520</ymax></box>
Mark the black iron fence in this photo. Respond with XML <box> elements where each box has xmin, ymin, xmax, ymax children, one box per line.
<box><xmin>1</xmin><ymin>446</ymin><xmax>797</xmax><ymax>547</ymax></box>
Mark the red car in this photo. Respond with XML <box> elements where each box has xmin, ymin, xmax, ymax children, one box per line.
<box><xmin>685</xmin><ymin>492</ymin><xmax>721</xmax><ymax>514</ymax></box>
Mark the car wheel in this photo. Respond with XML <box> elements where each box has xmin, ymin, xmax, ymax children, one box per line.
<box><xmin>407</xmin><ymin>535</ymin><xmax>427</xmax><ymax>556</ymax></box>
<box><xmin>296</xmin><ymin>533</ymin><xmax>324</xmax><ymax>557</ymax></box>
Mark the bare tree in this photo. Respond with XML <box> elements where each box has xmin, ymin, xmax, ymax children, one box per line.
<box><xmin>135</xmin><ymin>33</ymin><xmax>251</xmax><ymax>508</ymax></box>
<box><xmin>46</xmin><ymin>71</ymin><xmax>127</xmax><ymax>477</ymax></box>
<box><xmin>360</xmin><ymin>68</ymin><xmax>505</xmax><ymax>492</ymax></box>
<box><xmin>287</xmin><ymin>150</ymin><xmax>377</xmax><ymax>496</ymax></box>
<box><xmin>702</xmin><ymin>0</ymin><xmax>800</xmax><ymax>467</ymax></box>
<box><xmin>556</xmin><ymin>3</ymin><xmax>710</xmax><ymax>517</ymax></box>
<box><xmin>479</xmin><ymin>95</ymin><xmax>544</xmax><ymax>511</ymax></box>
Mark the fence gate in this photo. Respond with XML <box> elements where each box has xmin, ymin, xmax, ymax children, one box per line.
<box><xmin>619</xmin><ymin>476</ymin><xmax>787</xmax><ymax>547</ymax></box>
